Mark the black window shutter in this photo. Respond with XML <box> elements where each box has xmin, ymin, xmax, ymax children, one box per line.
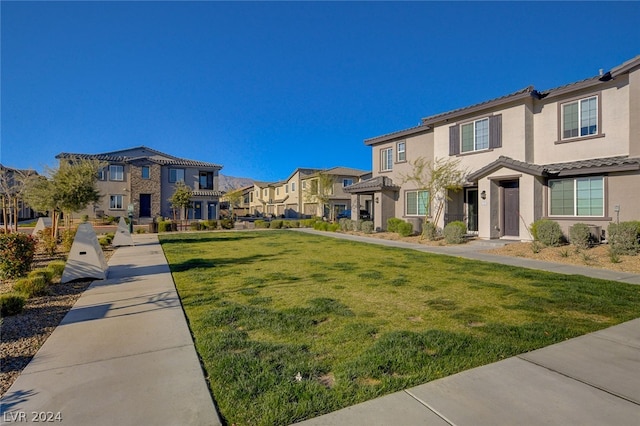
<box><xmin>449</xmin><ymin>124</ymin><xmax>460</xmax><ymax>156</ymax></box>
<box><xmin>489</xmin><ymin>114</ymin><xmax>502</xmax><ymax>149</ymax></box>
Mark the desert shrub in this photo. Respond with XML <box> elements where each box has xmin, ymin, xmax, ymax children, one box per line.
<box><xmin>61</xmin><ymin>228</ymin><xmax>77</xmax><ymax>252</ymax></box>
<box><xmin>220</xmin><ymin>218</ymin><xmax>234</xmax><ymax>229</ymax></box>
<box><xmin>1</xmin><ymin>293</ymin><xmax>26</xmax><ymax>317</ymax></box>
<box><xmin>301</xmin><ymin>217</ymin><xmax>322</xmax><ymax>228</ymax></box>
<box><xmin>158</xmin><ymin>221</ymin><xmax>174</xmax><ymax>232</ymax></box>
<box><xmin>313</xmin><ymin>222</ymin><xmax>329</xmax><ymax>231</ymax></box>
<box><xmin>443</xmin><ymin>221</ymin><xmax>467</xmax><ymax>244</ymax></box>
<box><xmin>47</xmin><ymin>261</ymin><xmax>66</xmax><ymax>279</ymax></box>
<box><xmin>13</xmin><ymin>276</ymin><xmax>49</xmax><ymax>298</ymax></box>
<box><xmin>0</xmin><ymin>233</ymin><xmax>37</xmax><ymax>279</ymax></box>
<box><xmin>569</xmin><ymin>223</ymin><xmax>592</xmax><ymax>249</ymax></box>
<box><xmin>270</xmin><ymin>220</ymin><xmax>283</xmax><ymax>229</ymax></box>
<box><xmin>398</xmin><ymin>221</ymin><xmax>414</xmax><ymax>237</ymax></box>
<box><xmin>255</xmin><ymin>220</ymin><xmax>269</xmax><ymax>229</ymax></box>
<box><xmin>422</xmin><ymin>222</ymin><xmax>438</xmax><ymax>241</ymax></box>
<box><xmin>360</xmin><ymin>221</ymin><xmax>374</xmax><ymax>234</ymax></box>
<box><xmin>135</xmin><ymin>228</ymin><xmax>146</xmax><ymax>234</ymax></box>
<box><xmin>387</xmin><ymin>218</ymin><xmax>404</xmax><ymax>233</ymax></box>
<box><xmin>328</xmin><ymin>223</ymin><xmax>340</xmax><ymax>232</ymax></box>
<box><xmin>81</xmin><ymin>214</ymin><xmax>89</xmax><ymax>223</ymax></box>
<box><xmin>608</xmin><ymin>222</ymin><xmax>640</xmax><ymax>255</ymax></box>
<box><xmin>38</xmin><ymin>228</ymin><xmax>58</xmax><ymax>256</ymax></box>
<box><xmin>28</xmin><ymin>268</ymin><xmax>53</xmax><ymax>284</ymax></box>
<box><xmin>189</xmin><ymin>222</ymin><xmax>201</xmax><ymax>231</ymax></box>
<box><xmin>534</xmin><ymin>219</ymin><xmax>564</xmax><ymax>247</ymax></box>
<box><xmin>205</xmin><ymin>220</ymin><xmax>218</xmax><ymax>230</ymax></box>
<box><xmin>283</xmin><ymin>220</ymin><xmax>300</xmax><ymax>228</ymax></box>
<box><xmin>338</xmin><ymin>218</ymin><xmax>354</xmax><ymax>232</ymax></box>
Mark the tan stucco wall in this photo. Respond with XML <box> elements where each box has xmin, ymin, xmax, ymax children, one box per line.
<box><xmin>629</xmin><ymin>67</ymin><xmax>640</xmax><ymax>158</ymax></box>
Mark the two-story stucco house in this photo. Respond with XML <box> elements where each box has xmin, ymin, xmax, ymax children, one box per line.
<box><xmin>56</xmin><ymin>146</ymin><xmax>223</xmax><ymax>222</ymax></box>
<box><xmin>301</xmin><ymin>167</ymin><xmax>372</xmax><ymax>219</ymax></box>
<box><xmin>350</xmin><ymin>55</ymin><xmax>640</xmax><ymax>240</ymax></box>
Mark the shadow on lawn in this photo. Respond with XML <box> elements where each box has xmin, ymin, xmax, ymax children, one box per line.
<box><xmin>159</xmin><ymin>234</ymin><xmax>259</xmax><ymax>245</ymax></box>
<box><xmin>169</xmin><ymin>253</ymin><xmax>276</xmax><ymax>272</ymax></box>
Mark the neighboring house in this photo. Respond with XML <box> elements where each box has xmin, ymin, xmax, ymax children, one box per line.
<box><xmin>352</xmin><ymin>55</ymin><xmax>640</xmax><ymax>240</ymax></box>
<box><xmin>221</xmin><ymin>184</ymin><xmax>254</xmax><ymax>217</ymax></box>
<box><xmin>301</xmin><ymin>167</ymin><xmax>372</xmax><ymax>219</ymax></box>
<box><xmin>56</xmin><ymin>146</ymin><xmax>223</xmax><ymax>222</ymax></box>
<box><xmin>0</xmin><ymin>164</ymin><xmax>38</xmax><ymax>223</ymax></box>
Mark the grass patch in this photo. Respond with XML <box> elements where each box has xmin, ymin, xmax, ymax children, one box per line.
<box><xmin>160</xmin><ymin>231</ymin><xmax>640</xmax><ymax>425</ymax></box>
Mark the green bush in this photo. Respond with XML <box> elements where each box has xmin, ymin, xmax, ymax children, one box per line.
<box><xmin>338</xmin><ymin>218</ymin><xmax>354</xmax><ymax>232</ymax></box>
<box><xmin>158</xmin><ymin>221</ymin><xmax>174</xmax><ymax>232</ymax></box>
<box><xmin>608</xmin><ymin>222</ymin><xmax>640</xmax><ymax>255</ymax></box>
<box><xmin>0</xmin><ymin>233</ymin><xmax>37</xmax><ymax>279</ymax></box>
<box><xmin>397</xmin><ymin>221</ymin><xmax>414</xmax><ymax>237</ymax></box>
<box><xmin>270</xmin><ymin>220</ymin><xmax>283</xmax><ymax>229</ymax></box>
<box><xmin>301</xmin><ymin>217</ymin><xmax>322</xmax><ymax>228</ymax></box>
<box><xmin>283</xmin><ymin>220</ymin><xmax>300</xmax><ymax>228</ymax></box>
<box><xmin>38</xmin><ymin>228</ymin><xmax>58</xmax><ymax>256</ymax></box>
<box><xmin>360</xmin><ymin>221</ymin><xmax>374</xmax><ymax>234</ymax></box>
<box><xmin>313</xmin><ymin>222</ymin><xmax>329</xmax><ymax>231</ymax></box>
<box><xmin>443</xmin><ymin>221</ymin><xmax>467</xmax><ymax>244</ymax></box>
<box><xmin>28</xmin><ymin>268</ymin><xmax>53</xmax><ymax>284</ymax></box>
<box><xmin>81</xmin><ymin>214</ymin><xmax>89</xmax><ymax>223</ymax></box>
<box><xmin>387</xmin><ymin>218</ymin><xmax>404</xmax><ymax>233</ymax></box>
<box><xmin>46</xmin><ymin>261</ymin><xmax>66</xmax><ymax>279</ymax></box>
<box><xmin>220</xmin><ymin>218</ymin><xmax>234</xmax><ymax>229</ymax></box>
<box><xmin>13</xmin><ymin>276</ymin><xmax>49</xmax><ymax>298</ymax></box>
<box><xmin>1</xmin><ymin>293</ymin><xmax>26</xmax><ymax>317</ymax></box>
<box><xmin>255</xmin><ymin>220</ymin><xmax>269</xmax><ymax>229</ymax></box>
<box><xmin>204</xmin><ymin>220</ymin><xmax>218</xmax><ymax>230</ymax></box>
<box><xmin>569</xmin><ymin>223</ymin><xmax>592</xmax><ymax>249</ymax></box>
<box><xmin>422</xmin><ymin>222</ymin><xmax>438</xmax><ymax>241</ymax></box>
<box><xmin>189</xmin><ymin>222</ymin><xmax>201</xmax><ymax>231</ymax></box>
<box><xmin>328</xmin><ymin>223</ymin><xmax>340</xmax><ymax>232</ymax></box>
<box><xmin>61</xmin><ymin>228</ymin><xmax>77</xmax><ymax>252</ymax></box>
<box><xmin>534</xmin><ymin>219</ymin><xmax>564</xmax><ymax>247</ymax></box>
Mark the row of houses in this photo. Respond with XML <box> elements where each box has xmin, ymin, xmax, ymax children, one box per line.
<box><xmin>5</xmin><ymin>55</ymin><xmax>639</xmax><ymax>240</ymax></box>
<box><xmin>345</xmin><ymin>54</ymin><xmax>640</xmax><ymax>240</ymax></box>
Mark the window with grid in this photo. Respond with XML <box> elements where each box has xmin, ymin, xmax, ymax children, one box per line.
<box><xmin>406</xmin><ymin>190</ymin><xmax>429</xmax><ymax>216</ymax></box>
<box><xmin>461</xmin><ymin>118</ymin><xmax>489</xmax><ymax>153</ymax></box>
<box><xmin>109</xmin><ymin>165</ymin><xmax>124</xmax><ymax>181</ymax></box>
<box><xmin>549</xmin><ymin>177</ymin><xmax>603</xmax><ymax>216</ymax></box>
<box><xmin>562</xmin><ymin>96</ymin><xmax>598</xmax><ymax>139</ymax></box>
<box><xmin>110</xmin><ymin>195</ymin><xmax>123</xmax><ymax>210</ymax></box>
<box><xmin>169</xmin><ymin>168</ymin><xmax>184</xmax><ymax>183</ymax></box>
<box><xmin>397</xmin><ymin>142</ymin><xmax>406</xmax><ymax>162</ymax></box>
<box><xmin>381</xmin><ymin>148</ymin><xmax>393</xmax><ymax>171</ymax></box>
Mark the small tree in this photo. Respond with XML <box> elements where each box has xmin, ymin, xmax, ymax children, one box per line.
<box><xmin>401</xmin><ymin>157</ymin><xmax>467</xmax><ymax>239</ymax></box>
<box><xmin>169</xmin><ymin>181</ymin><xmax>193</xmax><ymax>227</ymax></box>
<box><xmin>303</xmin><ymin>173</ymin><xmax>336</xmax><ymax>220</ymax></box>
<box><xmin>224</xmin><ymin>187</ymin><xmax>244</xmax><ymax>220</ymax></box>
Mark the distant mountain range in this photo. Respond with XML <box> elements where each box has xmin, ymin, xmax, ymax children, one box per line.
<box><xmin>218</xmin><ymin>174</ymin><xmax>255</xmax><ymax>192</ymax></box>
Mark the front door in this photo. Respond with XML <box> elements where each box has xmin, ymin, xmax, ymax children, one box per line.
<box><xmin>466</xmin><ymin>188</ymin><xmax>478</xmax><ymax>232</ymax></box>
<box><xmin>207</xmin><ymin>202</ymin><xmax>218</xmax><ymax>220</ymax></box>
<box><xmin>139</xmin><ymin>194</ymin><xmax>151</xmax><ymax>217</ymax></box>
<box><xmin>193</xmin><ymin>202</ymin><xmax>202</xmax><ymax>220</ymax></box>
<box><xmin>503</xmin><ymin>181</ymin><xmax>519</xmax><ymax>237</ymax></box>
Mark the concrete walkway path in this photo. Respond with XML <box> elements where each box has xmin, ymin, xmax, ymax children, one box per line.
<box><xmin>0</xmin><ymin>234</ymin><xmax>221</xmax><ymax>426</ymax></box>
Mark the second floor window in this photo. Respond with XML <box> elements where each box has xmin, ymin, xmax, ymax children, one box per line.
<box><xmin>97</xmin><ymin>168</ymin><xmax>107</xmax><ymax>181</ymax></box>
<box><xmin>562</xmin><ymin>96</ymin><xmax>598</xmax><ymax>139</ymax></box>
<box><xmin>141</xmin><ymin>166</ymin><xmax>150</xmax><ymax>179</ymax></box>
<box><xmin>461</xmin><ymin>118</ymin><xmax>489</xmax><ymax>153</ymax></box>
<box><xmin>169</xmin><ymin>168</ymin><xmax>185</xmax><ymax>183</ymax></box>
<box><xmin>291</xmin><ymin>182</ymin><xmax>296</xmax><ymax>192</ymax></box>
<box><xmin>110</xmin><ymin>165</ymin><xmax>124</xmax><ymax>181</ymax></box>
<box><xmin>381</xmin><ymin>147</ymin><xmax>393</xmax><ymax>171</ymax></box>
<box><xmin>343</xmin><ymin>178</ymin><xmax>353</xmax><ymax>187</ymax></box>
<box><xmin>397</xmin><ymin>142</ymin><xmax>406</xmax><ymax>162</ymax></box>
<box><xmin>199</xmin><ymin>172</ymin><xmax>213</xmax><ymax>189</ymax></box>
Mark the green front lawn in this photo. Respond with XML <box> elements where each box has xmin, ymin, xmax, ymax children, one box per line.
<box><xmin>160</xmin><ymin>231</ymin><xmax>640</xmax><ymax>426</ymax></box>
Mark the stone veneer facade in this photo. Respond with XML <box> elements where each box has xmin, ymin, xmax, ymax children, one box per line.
<box><xmin>130</xmin><ymin>161</ymin><xmax>162</xmax><ymax>218</ymax></box>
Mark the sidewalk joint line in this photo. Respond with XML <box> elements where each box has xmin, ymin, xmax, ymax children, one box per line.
<box><xmin>404</xmin><ymin>389</ymin><xmax>457</xmax><ymax>426</ymax></box>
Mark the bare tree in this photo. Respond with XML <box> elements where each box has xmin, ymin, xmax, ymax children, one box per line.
<box><xmin>303</xmin><ymin>173</ymin><xmax>336</xmax><ymax>219</ymax></box>
<box><xmin>400</xmin><ymin>157</ymin><xmax>468</xmax><ymax>238</ymax></box>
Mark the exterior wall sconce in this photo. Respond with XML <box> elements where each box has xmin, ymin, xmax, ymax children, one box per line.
<box><xmin>480</xmin><ymin>190</ymin><xmax>487</xmax><ymax>200</ymax></box>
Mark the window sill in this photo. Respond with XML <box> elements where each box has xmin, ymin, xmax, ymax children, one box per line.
<box><xmin>456</xmin><ymin>148</ymin><xmax>494</xmax><ymax>157</ymax></box>
<box><xmin>554</xmin><ymin>133</ymin><xmax>605</xmax><ymax>144</ymax></box>
<box><xmin>546</xmin><ymin>216</ymin><xmax>612</xmax><ymax>222</ymax></box>
<box><xmin>379</xmin><ymin>169</ymin><xmax>393</xmax><ymax>173</ymax></box>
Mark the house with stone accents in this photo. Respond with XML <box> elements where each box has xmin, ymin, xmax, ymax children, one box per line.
<box><xmin>348</xmin><ymin>55</ymin><xmax>640</xmax><ymax>240</ymax></box>
<box><xmin>56</xmin><ymin>146</ymin><xmax>222</xmax><ymax>223</ymax></box>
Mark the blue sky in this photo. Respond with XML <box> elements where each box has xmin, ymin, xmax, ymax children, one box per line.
<box><xmin>2</xmin><ymin>1</ymin><xmax>639</xmax><ymax>182</ymax></box>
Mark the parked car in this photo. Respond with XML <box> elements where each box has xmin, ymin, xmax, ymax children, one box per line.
<box><xmin>337</xmin><ymin>209</ymin><xmax>371</xmax><ymax>220</ymax></box>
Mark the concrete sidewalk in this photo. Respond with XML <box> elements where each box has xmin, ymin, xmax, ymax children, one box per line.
<box><xmin>0</xmin><ymin>234</ymin><xmax>221</xmax><ymax>426</ymax></box>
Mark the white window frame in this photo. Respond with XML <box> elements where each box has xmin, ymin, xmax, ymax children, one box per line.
<box><xmin>461</xmin><ymin>118</ymin><xmax>489</xmax><ymax>153</ymax></box>
<box><xmin>561</xmin><ymin>95</ymin><xmax>598</xmax><ymax>140</ymax></box>
<box><xmin>405</xmin><ymin>190</ymin><xmax>429</xmax><ymax>216</ymax></box>
<box><xmin>549</xmin><ymin>176</ymin><xmax>604</xmax><ymax>217</ymax></box>
<box><xmin>397</xmin><ymin>141</ymin><xmax>406</xmax><ymax>162</ymax></box>
<box><xmin>109</xmin><ymin>165</ymin><xmax>124</xmax><ymax>181</ymax></box>
<box><xmin>169</xmin><ymin>168</ymin><xmax>185</xmax><ymax>183</ymax></box>
<box><xmin>381</xmin><ymin>147</ymin><xmax>393</xmax><ymax>171</ymax></box>
<box><xmin>97</xmin><ymin>168</ymin><xmax>107</xmax><ymax>181</ymax></box>
<box><xmin>110</xmin><ymin>194</ymin><xmax>124</xmax><ymax>210</ymax></box>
